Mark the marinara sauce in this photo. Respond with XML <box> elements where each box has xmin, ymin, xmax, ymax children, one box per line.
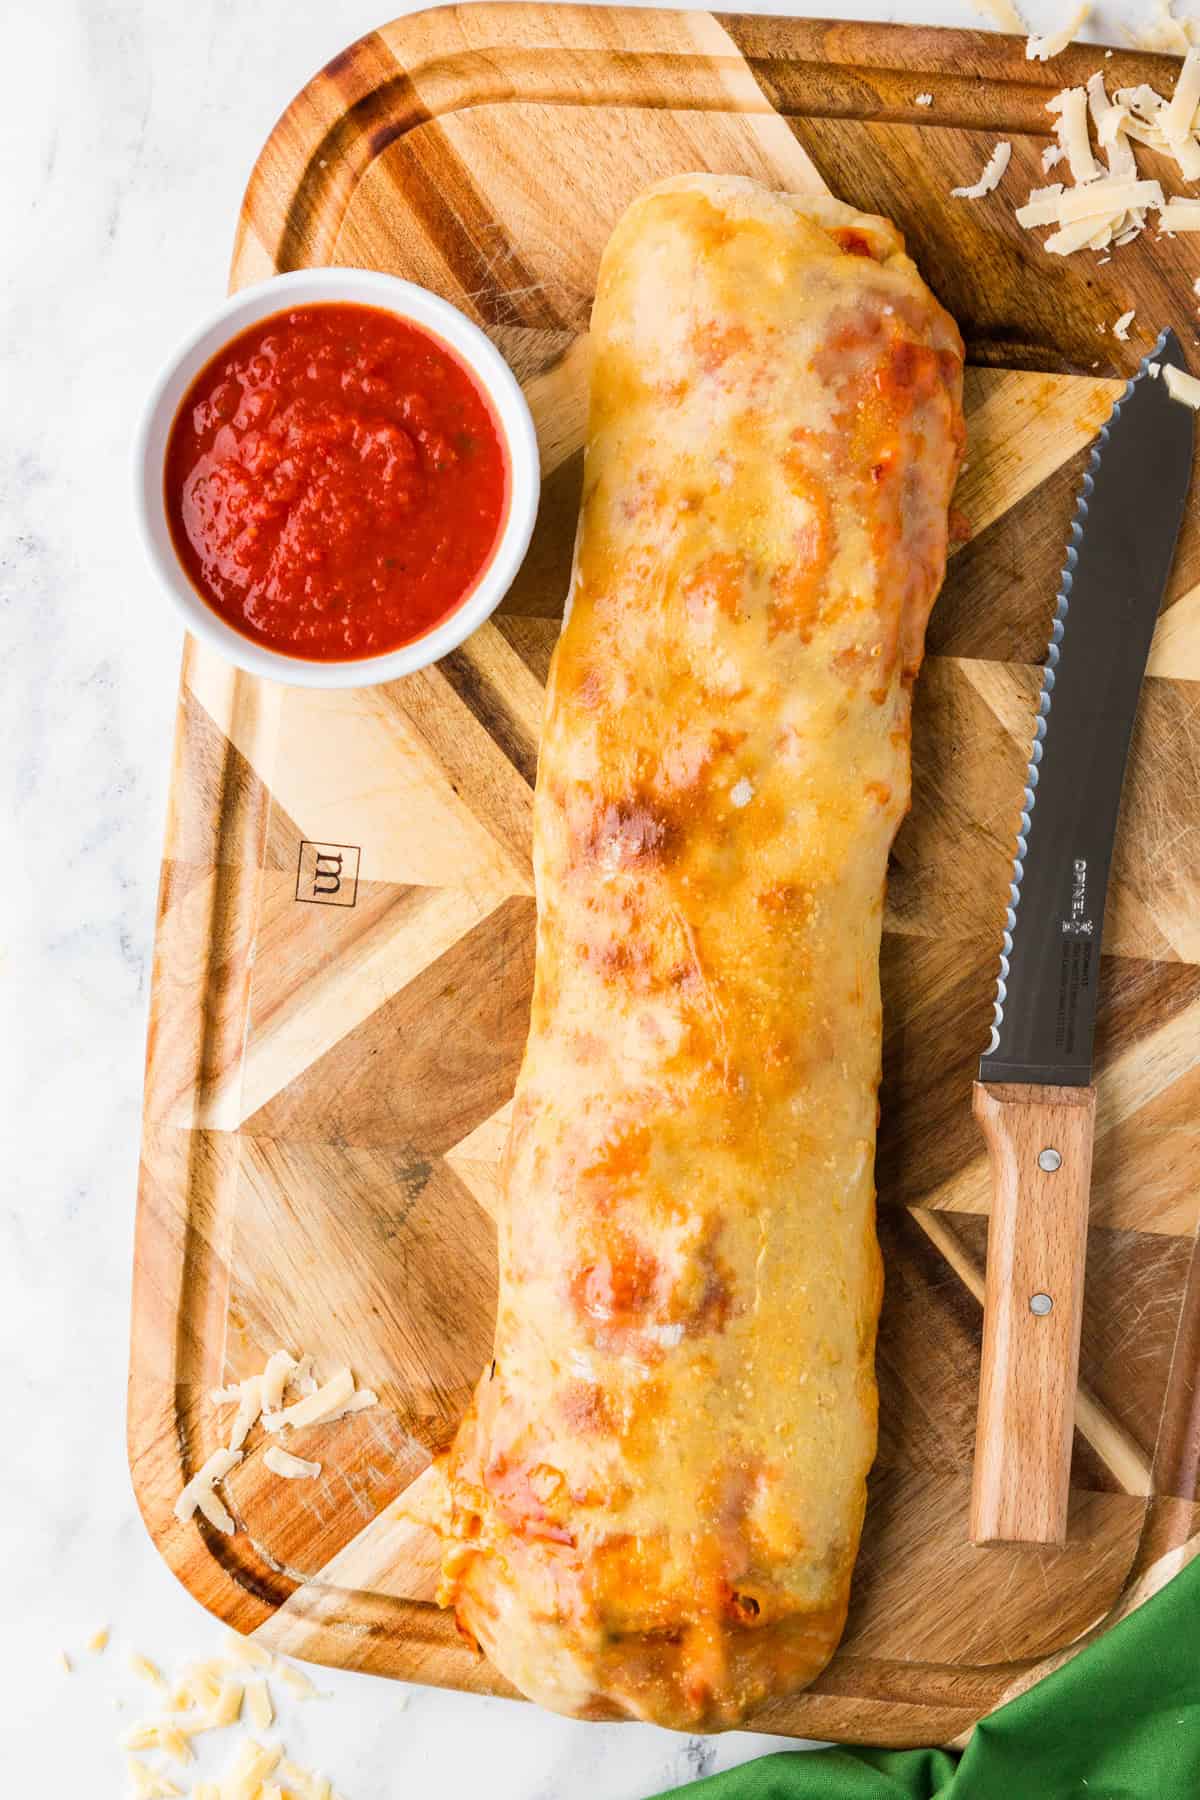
<box><xmin>164</xmin><ymin>303</ymin><xmax>510</xmax><ymax>661</ymax></box>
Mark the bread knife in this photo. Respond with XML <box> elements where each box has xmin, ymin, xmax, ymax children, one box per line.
<box><xmin>971</xmin><ymin>329</ymin><xmax>1194</xmax><ymax>1548</ymax></box>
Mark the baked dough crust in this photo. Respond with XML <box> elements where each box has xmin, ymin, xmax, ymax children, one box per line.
<box><xmin>425</xmin><ymin>173</ymin><xmax>965</xmax><ymax>1731</ymax></box>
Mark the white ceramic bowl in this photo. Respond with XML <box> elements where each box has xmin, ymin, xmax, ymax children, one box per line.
<box><xmin>134</xmin><ymin>268</ymin><xmax>540</xmax><ymax>688</ymax></box>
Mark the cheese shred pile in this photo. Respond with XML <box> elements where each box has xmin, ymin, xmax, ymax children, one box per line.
<box><xmin>952</xmin><ymin>27</ymin><xmax>1200</xmax><ymax>305</ymax></box>
<box><xmin>174</xmin><ymin>1349</ymin><xmax>377</xmax><ymax>1537</ymax></box>
<box><xmin>952</xmin><ymin>140</ymin><xmax>1013</xmax><ymax>199</ymax></box>
<box><xmin>1026</xmin><ymin>4</ymin><xmax>1091</xmax><ymax>63</ymax></box>
<box><xmin>1021</xmin><ymin>52</ymin><xmax>1200</xmax><ymax>257</ymax></box>
<box><xmin>59</xmin><ymin>1621</ymin><xmax>357</xmax><ymax>1800</ymax></box>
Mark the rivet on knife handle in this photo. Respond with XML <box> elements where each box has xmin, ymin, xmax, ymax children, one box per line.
<box><xmin>970</xmin><ymin>1080</ymin><xmax>1095</xmax><ymax>1547</ymax></box>
<box><xmin>971</xmin><ymin>329</ymin><xmax>1193</xmax><ymax>1549</ymax></box>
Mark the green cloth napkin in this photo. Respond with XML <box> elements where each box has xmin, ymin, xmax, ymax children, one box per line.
<box><xmin>655</xmin><ymin>1550</ymin><xmax>1200</xmax><ymax>1800</ymax></box>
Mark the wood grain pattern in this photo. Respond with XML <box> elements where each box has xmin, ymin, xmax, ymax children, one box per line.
<box><xmin>970</xmin><ymin>1082</ymin><xmax>1096</xmax><ymax>1547</ymax></box>
<box><xmin>128</xmin><ymin>7</ymin><xmax>1200</xmax><ymax>1745</ymax></box>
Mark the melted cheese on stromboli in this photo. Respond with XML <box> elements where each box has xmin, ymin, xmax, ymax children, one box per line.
<box><xmin>421</xmin><ymin>173</ymin><xmax>965</xmax><ymax>1732</ymax></box>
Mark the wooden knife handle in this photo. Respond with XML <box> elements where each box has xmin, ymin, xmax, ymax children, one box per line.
<box><xmin>970</xmin><ymin>1079</ymin><xmax>1096</xmax><ymax>1548</ymax></box>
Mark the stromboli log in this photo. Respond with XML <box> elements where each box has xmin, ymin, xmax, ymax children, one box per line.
<box><xmin>423</xmin><ymin>173</ymin><xmax>965</xmax><ymax>1730</ymax></box>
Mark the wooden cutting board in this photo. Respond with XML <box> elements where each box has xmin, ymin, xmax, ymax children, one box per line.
<box><xmin>129</xmin><ymin>7</ymin><xmax>1200</xmax><ymax>1746</ymax></box>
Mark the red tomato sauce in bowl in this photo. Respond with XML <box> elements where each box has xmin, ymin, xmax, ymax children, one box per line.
<box><xmin>163</xmin><ymin>302</ymin><xmax>510</xmax><ymax>662</ymax></box>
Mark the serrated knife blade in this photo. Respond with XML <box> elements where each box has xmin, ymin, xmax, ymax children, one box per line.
<box><xmin>980</xmin><ymin>328</ymin><xmax>1194</xmax><ymax>1087</ymax></box>
<box><xmin>970</xmin><ymin>329</ymin><xmax>1194</xmax><ymax>1552</ymax></box>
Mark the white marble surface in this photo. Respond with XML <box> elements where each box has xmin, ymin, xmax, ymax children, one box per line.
<box><xmin>0</xmin><ymin>0</ymin><xmax>1172</xmax><ymax>1793</ymax></box>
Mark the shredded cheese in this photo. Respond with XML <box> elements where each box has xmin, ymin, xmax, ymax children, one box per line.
<box><xmin>246</xmin><ymin>1676</ymin><xmax>275</xmax><ymax>1730</ymax></box>
<box><xmin>223</xmin><ymin>1631</ymin><xmax>273</xmax><ymax>1670</ymax></box>
<box><xmin>1048</xmin><ymin>86</ymin><xmax>1102</xmax><ymax>182</ymax></box>
<box><xmin>196</xmin><ymin>1483</ymin><xmax>238</xmax><ymax>1535</ymax></box>
<box><xmin>126</xmin><ymin>1755</ymin><xmax>182</xmax><ymax>1800</ymax></box>
<box><xmin>1117</xmin><ymin>84</ymin><xmax>1168</xmax><ymax>129</ymax></box>
<box><xmin>1096</xmin><ymin>102</ymin><xmax>1129</xmax><ymax>150</ymax></box>
<box><xmin>281</xmin><ymin>1762</ymin><xmax>332</xmax><ymax>1800</ymax></box>
<box><xmin>1042</xmin><ymin>142</ymin><xmax>1066</xmax><ymax>171</ymax></box>
<box><xmin>277</xmin><ymin>1663</ymin><xmax>321</xmax><ymax>1700</ymax></box>
<box><xmin>1115</xmin><ymin>80</ymin><xmax>1200</xmax><ymax>180</ymax></box>
<box><xmin>220</xmin><ymin>1738</ymin><xmax>283</xmax><ymax>1800</ymax></box>
<box><xmin>1009</xmin><ymin>66</ymin><xmax>1200</xmax><ymax>259</ymax></box>
<box><xmin>121</xmin><ymin>1722</ymin><xmax>160</xmax><ymax>1751</ymax></box>
<box><xmin>1103</xmin><ymin>133</ymin><xmax>1138</xmax><ymax>180</ymax></box>
<box><xmin>172</xmin><ymin>1659</ymin><xmax>227</xmax><ymax>1712</ymax></box>
<box><xmin>1160</xmin><ymin>199</ymin><xmax>1200</xmax><ymax>231</ymax></box>
<box><xmin>1044</xmin><ymin>216</ymin><xmax>1110</xmax><ymax>255</ymax></box>
<box><xmin>209</xmin><ymin>1348</ymin><xmax>369</xmax><ymax>1473</ymax></box>
<box><xmin>1116</xmin><ymin>114</ymin><xmax>1166</xmax><ymax>151</ymax></box>
<box><xmin>58</xmin><ymin>1649</ymin><xmax>72</xmax><ymax>1673</ymax></box>
<box><xmin>322</xmin><ymin>1386</ymin><xmax>378</xmax><ymax>1422</ymax></box>
<box><xmin>261</xmin><ymin>1349</ymin><xmax>302</xmax><ymax>1411</ymax></box>
<box><xmin>1138</xmin><ymin>0</ymin><xmax>1195</xmax><ymax>52</ymax></box>
<box><xmin>126</xmin><ymin>1758</ymin><xmax>152</xmax><ymax>1800</ymax></box>
<box><xmin>227</xmin><ymin>1378</ymin><xmax>264</xmax><ymax>1451</ymax></box>
<box><xmin>1058</xmin><ymin>177</ymin><xmax>1164</xmax><ymax>222</ymax></box>
<box><xmin>1113</xmin><ymin>309</ymin><xmax>1135</xmax><ymax>340</ymax></box>
<box><xmin>124</xmin><ymin>1714</ymin><xmax>207</xmax><ymax>1751</ymax></box>
<box><xmin>174</xmin><ymin>1447</ymin><xmax>242</xmax><ymax>1529</ymax></box>
<box><xmin>105</xmin><ymin>1629</ymin><xmax>357</xmax><ymax>1798</ymax></box>
<box><xmin>206</xmin><ymin>1678</ymin><xmax>245</xmax><ymax>1730</ymax></box>
<box><xmin>951</xmin><ymin>139</ymin><xmax>1012</xmax><ymax>199</ymax></box>
<box><xmin>262</xmin><ymin>1367</ymin><xmax>355</xmax><ymax>1431</ymax></box>
<box><xmin>213</xmin><ymin>1348</ymin><xmax>316</xmax><ymax>1425</ymax></box>
<box><xmin>128</xmin><ymin>1652</ymin><xmax>167</xmax><ymax>1690</ymax></box>
<box><xmin>264</xmin><ymin>1445</ymin><xmax>323</xmax><ymax>1480</ymax></box>
<box><xmin>1016</xmin><ymin>185</ymin><xmax>1064</xmax><ymax>227</ymax></box>
<box><xmin>158</xmin><ymin>1722</ymin><xmax>194</xmax><ymax>1765</ymax></box>
<box><xmin>1164</xmin><ymin>46</ymin><xmax>1200</xmax><ymax>145</ymax></box>
<box><xmin>88</xmin><ymin>1626</ymin><xmax>110</xmax><ymax>1653</ymax></box>
<box><xmin>1086</xmin><ymin>74</ymin><xmax>1137</xmax><ymax>177</ymax></box>
<box><xmin>1086</xmin><ymin>71</ymin><xmax>1116</xmax><ymax>136</ymax></box>
<box><xmin>213</xmin><ymin>1347</ymin><xmax>321</xmax><ymax>1451</ymax></box>
<box><xmin>1164</xmin><ymin>363</ymin><xmax>1200</xmax><ymax>408</ymax></box>
<box><xmin>1026</xmin><ymin>4</ymin><xmax>1089</xmax><ymax>61</ymax></box>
